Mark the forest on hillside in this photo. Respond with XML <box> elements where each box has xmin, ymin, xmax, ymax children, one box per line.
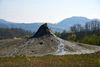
<box><xmin>0</xmin><ymin>28</ymin><xmax>32</xmax><ymax>40</ymax></box>
<box><xmin>55</xmin><ymin>19</ymin><xmax>100</xmax><ymax>46</ymax></box>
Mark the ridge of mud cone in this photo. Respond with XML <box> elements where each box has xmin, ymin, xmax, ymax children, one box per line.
<box><xmin>31</xmin><ymin>23</ymin><xmax>53</xmax><ymax>38</ymax></box>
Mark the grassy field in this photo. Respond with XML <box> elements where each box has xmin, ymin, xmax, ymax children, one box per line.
<box><xmin>0</xmin><ymin>52</ymin><xmax>100</xmax><ymax>67</ymax></box>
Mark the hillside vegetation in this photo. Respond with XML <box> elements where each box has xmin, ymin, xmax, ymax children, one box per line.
<box><xmin>0</xmin><ymin>28</ymin><xmax>32</xmax><ymax>40</ymax></box>
<box><xmin>55</xmin><ymin>19</ymin><xmax>100</xmax><ymax>46</ymax></box>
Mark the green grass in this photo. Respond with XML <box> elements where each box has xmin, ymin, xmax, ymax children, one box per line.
<box><xmin>0</xmin><ymin>52</ymin><xmax>100</xmax><ymax>67</ymax></box>
<box><xmin>79</xmin><ymin>35</ymin><xmax>100</xmax><ymax>46</ymax></box>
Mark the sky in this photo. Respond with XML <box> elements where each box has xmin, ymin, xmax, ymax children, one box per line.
<box><xmin>0</xmin><ymin>0</ymin><xmax>100</xmax><ymax>23</ymax></box>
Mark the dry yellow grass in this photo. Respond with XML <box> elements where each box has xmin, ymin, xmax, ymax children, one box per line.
<box><xmin>0</xmin><ymin>52</ymin><xmax>100</xmax><ymax>67</ymax></box>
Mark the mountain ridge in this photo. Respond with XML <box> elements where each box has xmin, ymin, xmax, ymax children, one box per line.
<box><xmin>0</xmin><ymin>16</ymin><xmax>97</xmax><ymax>32</ymax></box>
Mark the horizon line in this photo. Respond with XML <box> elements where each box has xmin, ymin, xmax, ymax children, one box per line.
<box><xmin>0</xmin><ymin>16</ymin><xmax>100</xmax><ymax>24</ymax></box>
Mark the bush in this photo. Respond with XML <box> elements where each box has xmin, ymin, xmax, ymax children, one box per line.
<box><xmin>79</xmin><ymin>35</ymin><xmax>100</xmax><ymax>46</ymax></box>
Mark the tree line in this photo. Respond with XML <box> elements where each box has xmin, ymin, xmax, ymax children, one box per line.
<box><xmin>55</xmin><ymin>19</ymin><xmax>100</xmax><ymax>46</ymax></box>
<box><xmin>0</xmin><ymin>28</ymin><xmax>32</xmax><ymax>40</ymax></box>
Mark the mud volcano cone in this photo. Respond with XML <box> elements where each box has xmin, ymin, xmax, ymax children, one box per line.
<box><xmin>17</xmin><ymin>23</ymin><xmax>60</xmax><ymax>56</ymax></box>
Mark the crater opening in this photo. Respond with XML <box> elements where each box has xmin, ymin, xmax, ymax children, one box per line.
<box><xmin>39</xmin><ymin>42</ymin><xmax>43</xmax><ymax>45</ymax></box>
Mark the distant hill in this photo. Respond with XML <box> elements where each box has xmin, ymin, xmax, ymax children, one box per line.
<box><xmin>56</xmin><ymin>16</ymin><xmax>90</xmax><ymax>30</ymax></box>
<box><xmin>0</xmin><ymin>16</ymin><xmax>92</xmax><ymax>32</ymax></box>
<box><xmin>0</xmin><ymin>19</ymin><xmax>42</xmax><ymax>32</ymax></box>
<box><xmin>0</xmin><ymin>19</ymin><xmax>64</xmax><ymax>32</ymax></box>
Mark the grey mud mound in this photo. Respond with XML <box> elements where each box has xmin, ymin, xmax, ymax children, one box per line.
<box><xmin>0</xmin><ymin>23</ymin><xmax>100</xmax><ymax>57</ymax></box>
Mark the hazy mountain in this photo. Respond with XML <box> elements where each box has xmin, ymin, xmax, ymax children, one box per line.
<box><xmin>0</xmin><ymin>19</ymin><xmax>9</xmax><ymax>28</ymax></box>
<box><xmin>0</xmin><ymin>19</ymin><xmax>41</xmax><ymax>32</ymax></box>
<box><xmin>0</xmin><ymin>16</ymin><xmax>91</xmax><ymax>32</ymax></box>
<box><xmin>57</xmin><ymin>16</ymin><xmax>90</xmax><ymax>30</ymax></box>
<box><xmin>0</xmin><ymin>19</ymin><xmax>64</xmax><ymax>32</ymax></box>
